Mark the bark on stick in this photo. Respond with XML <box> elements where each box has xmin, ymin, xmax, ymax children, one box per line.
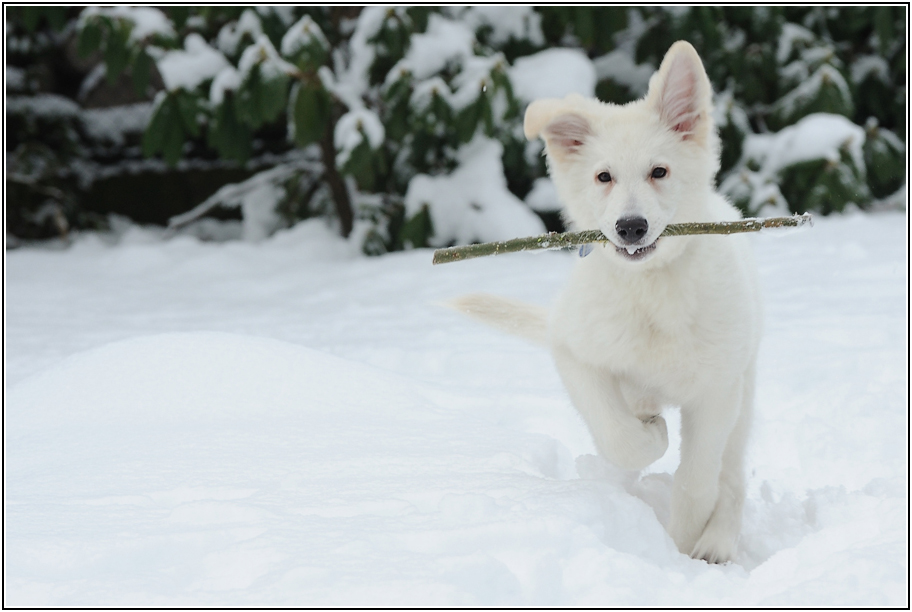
<box><xmin>432</xmin><ymin>214</ymin><xmax>812</xmax><ymax>265</ymax></box>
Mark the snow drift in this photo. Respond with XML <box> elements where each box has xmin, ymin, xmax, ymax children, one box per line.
<box><xmin>5</xmin><ymin>213</ymin><xmax>908</xmax><ymax>606</ymax></box>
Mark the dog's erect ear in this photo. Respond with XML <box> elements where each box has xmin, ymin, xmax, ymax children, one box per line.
<box><xmin>524</xmin><ymin>97</ymin><xmax>592</xmax><ymax>157</ymax></box>
<box><xmin>647</xmin><ymin>41</ymin><xmax>714</xmax><ymax>143</ymax></box>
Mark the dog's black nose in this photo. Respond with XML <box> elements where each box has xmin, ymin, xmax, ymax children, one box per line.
<box><xmin>615</xmin><ymin>217</ymin><xmax>649</xmax><ymax>244</ymax></box>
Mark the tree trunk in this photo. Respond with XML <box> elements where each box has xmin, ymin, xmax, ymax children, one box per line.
<box><xmin>319</xmin><ymin>122</ymin><xmax>354</xmax><ymax>238</ymax></box>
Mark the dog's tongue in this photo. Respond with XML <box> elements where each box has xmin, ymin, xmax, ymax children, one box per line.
<box><xmin>626</xmin><ymin>246</ymin><xmax>637</xmax><ymax>255</ymax></box>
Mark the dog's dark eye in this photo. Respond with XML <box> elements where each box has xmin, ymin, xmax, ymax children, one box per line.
<box><xmin>651</xmin><ymin>167</ymin><xmax>667</xmax><ymax>179</ymax></box>
<box><xmin>597</xmin><ymin>171</ymin><xmax>612</xmax><ymax>183</ymax></box>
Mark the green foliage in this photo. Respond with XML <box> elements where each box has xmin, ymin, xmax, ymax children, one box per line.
<box><xmin>234</xmin><ymin>64</ymin><xmax>289</xmax><ymax>130</ymax></box>
<box><xmin>9</xmin><ymin>6</ymin><xmax>69</xmax><ymax>33</ymax></box>
<box><xmin>396</xmin><ymin>204</ymin><xmax>434</xmax><ymax>250</ymax></box>
<box><xmin>143</xmin><ymin>91</ymin><xmax>203</xmax><ymax>165</ymax></box>
<box><xmin>340</xmin><ymin>133</ymin><xmax>388</xmax><ymax>193</ymax></box>
<box><xmin>291</xmin><ymin>82</ymin><xmax>331</xmax><ymax>147</ymax></box>
<box><xmin>538</xmin><ymin>7</ymin><xmax>628</xmax><ymax>55</ymax></box>
<box><xmin>207</xmin><ymin>94</ymin><xmax>253</xmax><ymax>162</ymax></box>
<box><xmin>863</xmin><ymin>121</ymin><xmax>906</xmax><ymax>199</ymax></box>
<box><xmin>6</xmin><ymin>6</ymin><xmax>906</xmax><ymax>244</ymax></box>
<box><xmin>778</xmin><ymin>150</ymin><xmax>868</xmax><ymax>215</ymax></box>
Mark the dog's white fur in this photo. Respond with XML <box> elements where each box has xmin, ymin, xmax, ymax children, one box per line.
<box><xmin>451</xmin><ymin>42</ymin><xmax>761</xmax><ymax>563</ymax></box>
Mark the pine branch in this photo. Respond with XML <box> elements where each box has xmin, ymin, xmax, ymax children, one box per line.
<box><xmin>431</xmin><ymin>214</ymin><xmax>813</xmax><ymax>265</ymax></box>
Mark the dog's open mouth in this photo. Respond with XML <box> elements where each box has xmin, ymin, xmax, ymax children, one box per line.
<box><xmin>615</xmin><ymin>239</ymin><xmax>658</xmax><ymax>261</ymax></box>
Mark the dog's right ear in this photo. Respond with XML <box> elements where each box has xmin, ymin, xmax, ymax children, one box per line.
<box><xmin>524</xmin><ymin>98</ymin><xmax>592</xmax><ymax>158</ymax></box>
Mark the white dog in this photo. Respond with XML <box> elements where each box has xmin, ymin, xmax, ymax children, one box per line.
<box><xmin>451</xmin><ymin>41</ymin><xmax>761</xmax><ymax>563</ymax></box>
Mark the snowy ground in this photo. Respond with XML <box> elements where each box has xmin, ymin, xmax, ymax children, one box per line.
<box><xmin>5</xmin><ymin>212</ymin><xmax>908</xmax><ymax>606</ymax></box>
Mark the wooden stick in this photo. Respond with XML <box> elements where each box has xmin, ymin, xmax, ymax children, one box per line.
<box><xmin>432</xmin><ymin>214</ymin><xmax>812</xmax><ymax>265</ymax></box>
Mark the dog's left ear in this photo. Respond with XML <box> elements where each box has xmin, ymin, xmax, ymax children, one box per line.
<box><xmin>646</xmin><ymin>41</ymin><xmax>714</xmax><ymax>145</ymax></box>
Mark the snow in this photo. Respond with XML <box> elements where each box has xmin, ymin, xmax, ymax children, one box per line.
<box><xmin>321</xmin><ymin>7</ymin><xmax>388</xmax><ymax>111</ymax></box>
<box><xmin>713</xmin><ymin>89</ymin><xmax>752</xmax><ymax>135</ymax></box>
<box><xmin>256</xmin><ymin>6</ymin><xmax>296</xmax><ymax>27</ymax></box>
<box><xmin>6</xmin><ymin>65</ymin><xmax>27</xmax><ymax>91</ymax></box>
<box><xmin>157</xmin><ymin>34</ymin><xmax>231</xmax><ymax>92</ymax></box>
<box><xmin>81</xmin><ymin>6</ymin><xmax>175</xmax><ymax>44</ymax></box>
<box><xmin>237</xmin><ymin>35</ymin><xmax>297</xmax><ymax>81</ymax></box>
<box><xmin>81</xmin><ymin>102</ymin><xmax>154</xmax><ymax>146</ymax></box>
<box><xmin>524</xmin><ymin>177</ymin><xmax>562</xmax><ymax>213</ymax></box>
<box><xmin>721</xmin><ymin>112</ymin><xmax>870</xmax><ymax>214</ymax></box>
<box><xmin>741</xmin><ymin>113</ymin><xmax>866</xmax><ymax>178</ymax></box>
<box><xmin>404</xmin><ymin>136</ymin><xmax>546</xmax><ymax>246</ymax></box>
<box><xmin>216</xmin><ymin>9</ymin><xmax>263</xmax><ymax>56</ymax></box>
<box><xmin>850</xmin><ymin>54</ymin><xmax>891</xmax><ymax>85</ymax></box>
<box><xmin>390</xmin><ymin>14</ymin><xmax>476</xmax><ymax>83</ymax></box>
<box><xmin>774</xmin><ymin>64</ymin><xmax>853</xmax><ymax>120</ymax></box>
<box><xmin>410</xmin><ymin>76</ymin><xmax>454</xmax><ymax>112</ymax></box>
<box><xmin>334</xmin><ymin>108</ymin><xmax>386</xmax><ymax>166</ymax></box>
<box><xmin>77</xmin><ymin>63</ymin><xmax>106</xmax><ymax>102</ymax></box>
<box><xmin>379</xmin><ymin>13</ymin><xmax>512</xmax><ymax>115</ymax></box>
<box><xmin>449</xmin><ymin>54</ymin><xmax>507</xmax><ymax>111</ymax></box>
<box><xmin>592</xmin><ymin>50</ymin><xmax>654</xmax><ymax>97</ymax></box>
<box><xmin>166</xmin><ymin>162</ymin><xmax>317</xmax><ymax>241</ymax></box>
<box><xmin>453</xmin><ymin>6</ymin><xmax>545</xmax><ymax>47</ymax></box>
<box><xmin>209</xmin><ymin>66</ymin><xmax>241</xmax><ymax>106</ymax></box>
<box><xmin>280</xmin><ymin>15</ymin><xmax>329</xmax><ymax>57</ymax></box>
<box><xmin>6</xmin><ymin>93</ymin><xmax>80</xmax><ymax>117</ymax></box>
<box><xmin>4</xmin><ymin>212</ymin><xmax>908</xmax><ymax>606</ymax></box>
<box><xmin>510</xmin><ymin>48</ymin><xmax>596</xmax><ymax>102</ymax></box>
<box><xmin>776</xmin><ymin>22</ymin><xmax>815</xmax><ymax>65</ymax></box>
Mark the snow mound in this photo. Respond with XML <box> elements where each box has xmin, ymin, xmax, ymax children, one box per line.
<box><xmin>8</xmin><ymin>333</ymin><xmax>419</xmax><ymax>432</ymax></box>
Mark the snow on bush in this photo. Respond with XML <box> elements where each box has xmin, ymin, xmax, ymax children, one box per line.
<box><xmin>591</xmin><ymin>50</ymin><xmax>654</xmax><ymax>98</ymax></box>
<box><xmin>391</xmin><ymin>14</ymin><xmax>476</xmax><ymax>82</ymax></box>
<box><xmin>216</xmin><ymin>9</ymin><xmax>263</xmax><ymax>56</ymax></box>
<box><xmin>745</xmin><ymin>113</ymin><xmax>866</xmax><ymax>175</ymax></box>
<box><xmin>524</xmin><ymin>177</ymin><xmax>562</xmax><ymax>213</ymax></box>
<box><xmin>8</xmin><ymin>7</ymin><xmax>906</xmax><ymax>243</ymax></box>
<box><xmin>405</xmin><ymin>136</ymin><xmax>545</xmax><ymax>246</ymax></box>
<box><xmin>280</xmin><ymin>15</ymin><xmax>329</xmax><ymax>57</ymax></box>
<box><xmin>81</xmin><ymin>103</ymin><xmax>154</xmax><ymax>146</ymax></box>
<box><xmin>720</xmin><ymin>113</ymin><xmax>876</xmax><ymax>215</ymax></box>
<box><xmin>509</xmin><ymin>48</ymin><xmax>597</xmax><ymax>101</ymax></box>
<box><xmin>157</xmin><ymin>34</ymin><xmax>230</xmax><ymax>92</ymax></box>
<box><xmin>209</xmin><ymin>66</ymin><xmax>242</xmax><ymax>105</ymax></box>
<box><xmin>334</xmin><ymin>108</ymin><xmax>385</xmax><ymax>166</ymax></box>
<box><xmin>80</xmin><ymin>6</ymin><xmax>174</xmax><ymax>43</ymax></box>
<box><xmin>455</xmin><ymin>6</ymin><xmax>545</xmax><ymax>47</ymax></box>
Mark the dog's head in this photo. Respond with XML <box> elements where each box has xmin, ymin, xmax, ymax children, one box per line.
<box><xmin>525</xmin><ymin>41</ymin><xmax>721</xmax><ymax>266</ymax></box>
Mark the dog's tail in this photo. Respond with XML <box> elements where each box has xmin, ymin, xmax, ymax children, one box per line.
<box><xmin>446</xmin><ymin>293</ymin><xmax>549</xmax><ymax>346</ymax></box>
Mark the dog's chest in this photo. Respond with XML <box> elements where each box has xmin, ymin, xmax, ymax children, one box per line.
<box><xmin>551</xmin><ymin>264</ymin><xmax>710</xmax><ymax>388</ymax></box>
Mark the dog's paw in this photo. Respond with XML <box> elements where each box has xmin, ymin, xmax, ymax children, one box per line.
<box><xmin>642</xmin><ymin>413</ymin><xmax>669</xmax><ymax>460</ymax></box>
<box><xmin>608</xmin><ymin>414</ymin><xmax>669</xmax><ymax>471</ymax></box>
<box><xmin>690</xmin><ymin>529</ymin><xmax>736</xmax><ymax>564</ymax></box>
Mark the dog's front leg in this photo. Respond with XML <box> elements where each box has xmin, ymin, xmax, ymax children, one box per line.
<box><xmin>689</xmin><ymin>360</ymin><xmax>755</xmax><ymax>563</ymax></box>
<box><xmin>669</xmin><ymin>378</ymin><xmax>744</xmax><ymax>561</ymax></box>
<box><xmin>552</xmin><ymin>344</ymin><xmax>668</xmax><ymax>471</ymax></box>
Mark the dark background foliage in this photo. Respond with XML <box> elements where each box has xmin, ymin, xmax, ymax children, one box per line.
<box><xmin>6</xmin><ymin>6</ymin><xmax>906</xmax><ymax>247</ymax></box>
